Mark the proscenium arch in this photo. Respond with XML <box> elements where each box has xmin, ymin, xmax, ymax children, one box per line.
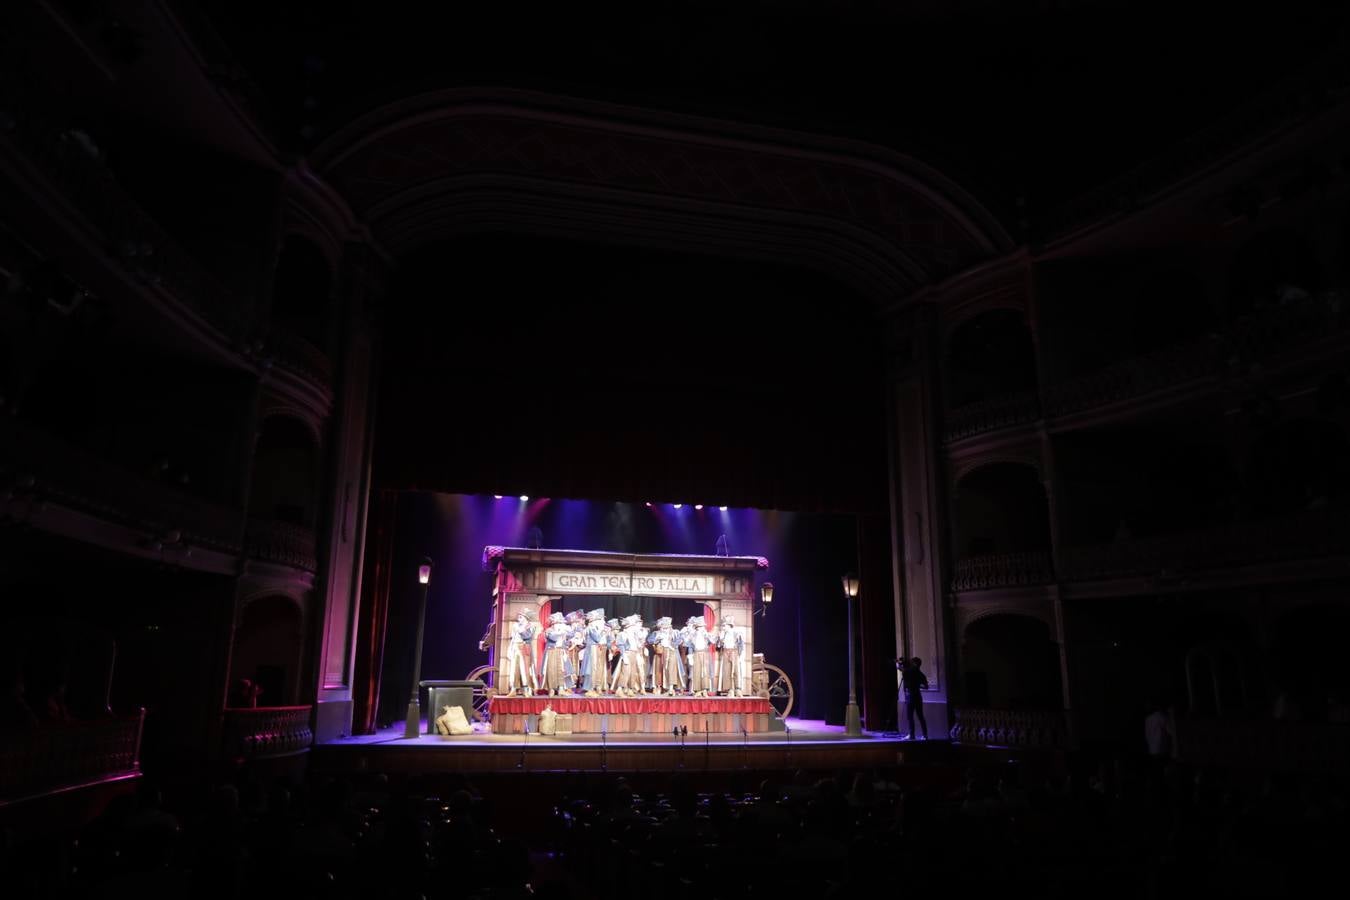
<box><xmin>311</xmin><ymin>88</ymin><xmax>1013</xmax><ymax>304</ymax></box>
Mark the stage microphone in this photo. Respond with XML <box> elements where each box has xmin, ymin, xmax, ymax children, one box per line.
<box><xmin>741</xmin><ymin>725</ymin><xmax>749</xmax><ymax>769</ymax></box>
<box><xmin>518</xmin><ymin>721</ymin><xmax>529</xmax><ymax>770</ymax></box>
<box><xmin>601</xmin><ymin>727</ymin><xmax>607</xmax><ymax>772</ymax></box>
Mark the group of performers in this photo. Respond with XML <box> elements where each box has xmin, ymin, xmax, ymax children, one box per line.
<box><xmin>500</xmin><ymin>608</ymin><xmax>747</xmax><ymax>698</ymax></box>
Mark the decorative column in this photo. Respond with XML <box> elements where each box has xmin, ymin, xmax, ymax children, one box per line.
<box><xmin>884</xmin><ymin>303</ymin><xmax>950</xmax><ymax>738</ymax></box>
<box><xmin>1028</xmin><ymin>263</ymin><xmax>1075</xmax><ymax>744</ymax></box>
<box><xmin>312</xmin><ymin>242</ymin><xmax>384</xmax><ymax>741</ymax></box>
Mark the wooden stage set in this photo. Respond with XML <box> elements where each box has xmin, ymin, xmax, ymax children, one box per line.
<box><xmin>315</xmin><ymin>546</ymin><xmax>925</xmax><ymax>774</ymax></box>
<box><xmin>312</xmin><ymin>717</ymin><xmax>917</xmax><ymax>775</ymax></box>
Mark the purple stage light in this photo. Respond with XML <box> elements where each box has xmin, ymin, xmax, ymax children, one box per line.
<box><xmin>519</xmin><ymin>495</ymin><xmax>530</xmax><ymax>501</ymax></box>
<box><xmin>719</xmin><ymin>506</ymin><xmax>728</xmax><ymax>511</ymax></box>
<box><xmin>694</xmin><ymin>504</ymin><xmax>704</xmax><ymax>510</ymax></box>
<box><xmin>493</xmin><ymin>495</ymin><xmax>503</xmax><ymax>499</ymax></box>
<box><xmin>673</xmin><ymin>503</ymin><xmax>683</xmax><ymax>509</ymax></box>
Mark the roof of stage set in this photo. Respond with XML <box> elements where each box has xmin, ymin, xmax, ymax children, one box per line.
<box><xmin>482</xmin><ymin>546</ymin><xmax>770</xmax><ymax>573</ymax></box>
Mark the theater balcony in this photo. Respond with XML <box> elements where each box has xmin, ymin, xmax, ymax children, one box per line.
<box><xmin>948</xmin><ymin>706</ymin><xmax>1068</xmax><ymax>751</ymax></box>
<box><xmin>943</xmin><ymin>390</ymin><xmax>1042</xmax><ymax>444</ymax></box>
<box><xmin>1059</xmin><ymin>504</ymin><xmax>1350</xmax><ymax>597</ymax></box>
<box><xmin>0</xmin><ymin>108</ymin><xmax>251</xmax><ymax>347</ymax></box>
<box><xmin>1</xmin><ymin>419</ymin><xmax>244</xmax><ymax>573</ymax></box>
<box><xmin>242</xmin><ymin>517</ymin><xmax>319</xmax><ymax>574</ymax></box>
<box><xmin>950</xmin><ymin>550</ymin><xmax>1056</xmax><ymax>593</ymax></box>
<box><xmin>221</xmin><ymin>705</ymin><xmax>314</xmax><ymax>762</ymax></box>
<box><xmin>0</xmin><ymin>710</ymin><xmax>144</xmax><ymax>807</ymax></box>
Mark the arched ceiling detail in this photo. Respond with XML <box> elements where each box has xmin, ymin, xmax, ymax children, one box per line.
<box><xmin>311</xmin><ymin>89</ymin><xmax>1013</xmax><ymax>301</ymax></box>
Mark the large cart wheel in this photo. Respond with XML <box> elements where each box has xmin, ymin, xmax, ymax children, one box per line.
<box><xmin>464</xmin><ymin>664</ymin><xmax>498</xmax><ymax>724</ymax></box>
<box><xmin>762</xmin><ymin>663</ymin><xmax>795</xmax><ymax>720</ymax></box>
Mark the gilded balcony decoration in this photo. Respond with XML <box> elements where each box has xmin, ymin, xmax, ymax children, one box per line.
<box><xmin>243</xmin><ymin>518</ymin><xmax>319</xmax><ymax>572</ymax></box>
<box><xmin>951</xmin><ymin>551</ymin><xmax>1054</xmax><ymax>592</ymax></box>
<box><xmin>222</xmin><ymin>705</ymin><xmax>314</xmax><ymax>760</ymax></box>
<box><xmin>949</xmin><ymin>706</ymin><xmax>1067</xmax><ymax>749</ymax></box>
<box><xmin>943</xmin><ymin>390</ymin><xmax>1041</xmax><ymax>443</ymax></box>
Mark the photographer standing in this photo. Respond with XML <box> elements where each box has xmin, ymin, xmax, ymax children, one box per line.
<box><xmin>899</xmin><ymin>657</ymin><xmax>928</xmax><ymax>740</ymax></box>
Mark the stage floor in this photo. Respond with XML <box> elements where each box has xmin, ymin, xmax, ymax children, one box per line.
<box><xmin>333</xmin><ymin>717</ymin><xmax>876</xmax><ymax>746</ymax></box>
<box><xmin>313</xmin><ymin>719</ymin><xmax>936</xmax><ymax>774</ymax></box>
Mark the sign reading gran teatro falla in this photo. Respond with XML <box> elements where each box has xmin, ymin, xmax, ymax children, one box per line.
<box><xmin>544</xmin><ymin>570</ymin><xmax>717</xmax><ymax>597</ymax></box>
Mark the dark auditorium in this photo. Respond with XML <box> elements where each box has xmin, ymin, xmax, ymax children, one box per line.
<box><xmin>2</xmin><ymin>2</ymin><xmax>1348</xmax><ymax>897</ymax></box>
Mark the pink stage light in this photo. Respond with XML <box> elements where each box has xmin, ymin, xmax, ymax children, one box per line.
<box><xmin>493</xmin><ymin>495</ymin><xmax>503</xmax><ymax>499</ymax></box>
<box><xmin>694</xmin><ymin>504</ymin><xmax>704</xmax><ymax>510</ymax></box>
<box><xmin>519</xmin><ymin>495</ymin><xmax>530</xmax><ymax>501</ymax></box>
<box><xmin>645</xmin><ymin>502</ymin><xmax>653</xmax><ymax>507</ymax></box>
<box><xmin>719</xmin><ymin>506</ymin><xmax>728</xmax><ymax>511</ymax></box>
<box><xmin>673</xmin><ymin>503</ymin><xmax>683</xmax><ymax>509</ymax></box>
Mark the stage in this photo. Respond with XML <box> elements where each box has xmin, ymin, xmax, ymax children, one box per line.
<box><xmin>487</xmin><ymin>694</ymin><xmax>775</xmax><ymax>734</ymax></box>
<box><xmin>312</xmin><ymin>718</ymin><xmax>932</xmax><ymax>774</ymax></box>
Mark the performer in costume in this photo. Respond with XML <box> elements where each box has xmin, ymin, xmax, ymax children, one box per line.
<box><xmin>606</xmin><ymin>617</ymin><xmax>622</xmax><ymax>684</ymax></box>
<box><xmin>652</xmin><ymin>617</ymin><xmax>683</xmax><ymax>695</ymax></box>
<box><xmin>646</xmin><ymin>619</ymin><xmax>664</xmax><ymax>693</ymax></box>
<box><xmin>716</xmin><ymin>615</ymin><xmax>745</xmax><ymax>697</ymax></box>
<box><xmin>540</xmin><ymin>612</ymin><xmax>572</xmax><ymax>695</ymax></box>
<box><xmin>503</xmin><ymin>609</ymin><xmax>540</xmax><ymax>697</ymax></box>
<box><xmin>635</xmin><ymin>618</ymin><xmax>651</xmax><ymax>693</ymax></box>
<box><xmin>678</xmin><ymin>617</ymin><xmax>696</xmax><ymax>692</ymax></box>
<box><xmin>688</xmin><ymin>618</ymin><xmax>713</xmax><ymax>696</ymax></box>
<box><xmin>565</xmin><ymin>610</ymin><xmax>585</xmax><ymax>692</ymax></box>
<box><xmin>581</xmin><ymin>609</ymin><xmax>610</xmax><ymax>697</ymax></box>
<box><xmin>614</xmin><ymin>614</ymin><xmax>644</xmax><ymax>696</ymax></box>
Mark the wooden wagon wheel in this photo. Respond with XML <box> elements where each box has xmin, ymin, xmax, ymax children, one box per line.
<box><xmin>464</xmin><ymin>664</ymin><xmax>499</xmax><ymax>724</ymax></box>
<box><xmin>762</xmin><ymin>663</ymin><xmax>795</xmax><ymax>720</ymax></box>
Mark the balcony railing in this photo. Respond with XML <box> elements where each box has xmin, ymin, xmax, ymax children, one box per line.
<box><xmin>2</xmin><ymin>420</ymin><xmax>244</xmax><ymax>554</ymax></box>
<box><xmin>222</xmin><ymin>705</ymin><xmax>314</xmax><ymax>760</ymax></box>
<box><xmin>1223</xmin><ymin>291</ymin><xmax>1350</xmax><ymax>370</ymax></box>
<box><xmin>0</xmin><ymin>710</ymin><xmax>144</xmax><ymax>801</ymax></box>
<box><xmin>951</xmin><ymin>550</ymin><xmax>1055</xmax><ymax>592</ymax></box>
<box><xmin>949</xmin><ymin>706</ymin><xmax>1067</xmax><ymax>750</ymax></box>
<box><xmin>243</xmin><ymin>518</ymin><xmax>318</xmax><ymax>572</ymax></box>
<box><xmin>1175</xmin><ymin>718</ymin><xmax>1350</xmax><ymax>774</ymax></box>
<box><xmin>1043</xmin><ymin>338</ymin><xmax>1222</xmax><ymax>419</ymax></box>
<box><xmin>268</xmin><ymin>324</ymin><xmax>333</xmax><ymax>386</ymax></box>
<box><xmin>943</xmin><ymin>390</ymin><xmax>1041</xmax><ymax>442</ymax></box>
<box><xmin>1059</xmin><ymin>505</ymin><xmax>1350</xmax><ymax>583</ymax></box>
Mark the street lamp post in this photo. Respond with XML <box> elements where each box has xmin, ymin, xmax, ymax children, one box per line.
<box><xmin>404</xmin><ymin>558</ymin><xmax>434</xmax><ymax>739</ymax></box>
<box><xmin>842</xmin><ymin>572</ymin><xmax>862</xmax><ymax>736</ymax></box>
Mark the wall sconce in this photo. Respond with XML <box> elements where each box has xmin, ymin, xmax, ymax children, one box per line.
<box><xmin>756</xmin><ymin>582</ymin><xmax>773</xmax><ymax>617</ymax></box>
